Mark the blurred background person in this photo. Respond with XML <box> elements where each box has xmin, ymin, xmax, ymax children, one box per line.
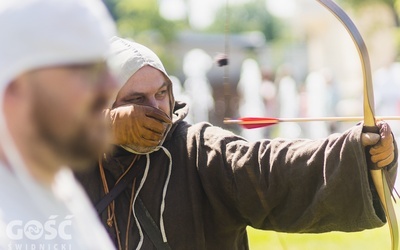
<box><xmin>183</xmin><ymin>48</ymin><xmax>215</xmax><ymax>123</ymax></box>
<box><xmin>170</xmin><ymin>75</ymin><xmax>193</xmax><ymax>124</ymax></box>
<box><xmin>260</xmin><ymin>67</ymin><xmax>277</xmax><ymax>137</ymax></box>
<box><xmin>237</xmin><ymin>58</ymin><xmax>266</xmax><ymax>141</ymax></box>
<box><xmin>275</xmin><ymin>65</ymin><xmax>301</xmax><ymax>138</ymax></box>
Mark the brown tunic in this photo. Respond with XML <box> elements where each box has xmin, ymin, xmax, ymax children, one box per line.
<box><xmin>77</xmin><ymin>101</ymin><xmax>397</xmax><ymax>250</ymax></box>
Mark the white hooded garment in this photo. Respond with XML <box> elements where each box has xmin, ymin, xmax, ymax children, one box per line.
<box><xmin>0</xmin><ymin>0</ymin><xmax>116</xmax><ymax>249</ymax></box>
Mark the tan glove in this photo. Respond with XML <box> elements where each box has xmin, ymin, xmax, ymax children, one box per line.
<box><xmin>361</xmin><ymin>121</ymin><xmax>395</xmax><ymax>168</ymax></box>
<box><xmin>105</xmin><ymin>104</ymin><xmax>172</xmax><ymax>150</ymax></box>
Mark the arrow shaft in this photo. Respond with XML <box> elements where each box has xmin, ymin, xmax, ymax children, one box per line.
<box><xmin>280</xmin><ymin>116</ymin><xmax>400</xmax><ymax>122</ymax></box>
<box><xmin>224</xmin><ymin>116</ymin><xmax>400</xmax><ymax>125</ymax></box>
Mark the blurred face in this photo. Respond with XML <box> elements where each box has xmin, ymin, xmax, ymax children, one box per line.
<box><xmin>113</xmin><ymin>66</ymin><xmax>171</xmax><ymax>116</ymax></box>
<box><xmin>27</xmin><ymin>63</ymin><xmax>117</xmax><ymax>170</ymax></box>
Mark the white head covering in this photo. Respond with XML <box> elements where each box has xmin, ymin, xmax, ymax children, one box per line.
<box><xmin>0</xmin><ymin>0</ymin><xmax>116</xmax><ymax>90</ymax></box>
<box><xmin>109</xmin><ymin>37</ymin><xmax>170</xmax><ymax>87</ymax></box>
<box><xmin>108</xmin><ymin>36</ymin><xmax>175</xmax><ymax>113</ymax></box>
<box><xmin>0</xmin><ymin>0</ymin><xmax>116</xmax><ymax>187</ymax></box>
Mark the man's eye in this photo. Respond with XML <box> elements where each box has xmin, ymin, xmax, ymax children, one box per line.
<box><xmin>125</xmin><ymin>96</ymin><xmax>143</xmax><ymax>104</ymax></box>
<box><xmin>156</xmin><ymin>90</ymin><xmax>167</xmax><ymax>98</ymax></box>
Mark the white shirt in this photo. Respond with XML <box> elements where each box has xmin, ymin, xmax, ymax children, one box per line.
<box><xmin>0</xmin><ymin>163</ymin><xmax>115</xmax><ymax>250</ymax></box>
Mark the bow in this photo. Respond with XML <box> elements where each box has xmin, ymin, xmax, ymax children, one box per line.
<box><xmin>317</xmin><ymin>0</ymin><xmax>398</xmax><ymax>249</ymax></box>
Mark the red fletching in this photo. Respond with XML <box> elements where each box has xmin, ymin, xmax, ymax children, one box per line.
<box><xmin>239</xmin><ymin>117</ymin><xmax>279</xmax><ymax>129</ymax></box>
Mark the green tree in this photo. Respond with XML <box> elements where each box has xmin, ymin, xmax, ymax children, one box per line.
<box><xmin>207</xmin><ymin>0</ymin><xmax>283</xmax><ymax>41</ymax></box>
<box><xmin>342</xmin><ymin>0</ymin><xmax>400</xmax><ymax>26</ymax></box>
<box><xmin>104</xmin><ymin>0</ymin><xmax>187</xmax><ymax>41</ymax></box>
<box><xmin>342</xmin><ymin>0</ymin><xmax>400</xmax><ymax>59</ymax></box>
<box><xmin>103</xmin><ymin>0</ymin><xmax>189</xmax><ymax>71</ymax></box>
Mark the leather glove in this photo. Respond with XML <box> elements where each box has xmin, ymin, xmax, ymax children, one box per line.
<box><xmin>361</xmin><ymin>121</ymin><xmax>395</xmax><ymax>168</ymax></box>
<box><xmin>105</xmin><ymin>104</ymin><xmax>172</xmax><ymax>153</ymax></box>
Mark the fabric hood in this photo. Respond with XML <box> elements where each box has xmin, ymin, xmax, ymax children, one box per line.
<box><xmin>108</xmin><ymin>36</ymin><xmax>175</xmax><ymax>116</ymax></box>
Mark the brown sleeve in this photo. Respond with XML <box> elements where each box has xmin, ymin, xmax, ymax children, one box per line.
<box><xmin>191</xmin><ymin>123</ymin><xmax>395</xmax><ymax>233</ymax></box>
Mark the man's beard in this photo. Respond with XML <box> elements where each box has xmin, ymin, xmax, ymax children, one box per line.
<box><xmin>30</xmin><ymin>89</ymin><xmax>111</xmax><ymax>172</ymax></box>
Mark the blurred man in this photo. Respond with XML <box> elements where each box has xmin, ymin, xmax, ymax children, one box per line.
<box><xmin>78</xmin><ymin>37</ymin><xmax>397</xmax><ymax>249</ymax></box>
<box><xmin>0</xmin><ymin>0</ymin><xmax>117</xmax><ymax>249</ymax></box>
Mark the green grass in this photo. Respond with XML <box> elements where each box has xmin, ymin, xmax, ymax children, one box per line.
<box><xmin>247</xmin><ymin>203</ymin><xmax>400</xmax><ymax>250</ymax></box>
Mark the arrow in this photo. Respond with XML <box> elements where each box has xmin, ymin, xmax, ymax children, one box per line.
<box><xmin>224</xmin><ymin>116</ymin><xmax>400</xmax><ymax>129</ymax></box>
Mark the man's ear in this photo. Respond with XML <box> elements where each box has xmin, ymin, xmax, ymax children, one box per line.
<box><xmin>5</xmin><ymin>74</ymin><xmax>30</xmax><ymax>100</ymax></box>
<box><xmin>4</xmin><ymin>74</ymin><xmax>33</xmax><ymax>116</ymax></box>
<box><xmin>5</xmin><ymin>80</ymin><xmax>18</xmax><ymax>97</ymax></box>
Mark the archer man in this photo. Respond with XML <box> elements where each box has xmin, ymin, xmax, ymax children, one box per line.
<box><xmin>77</xmin><ymin>37</ymin><xmax>398</xmax><ymax>250</ymax></box>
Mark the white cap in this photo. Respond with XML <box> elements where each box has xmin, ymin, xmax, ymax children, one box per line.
<box><xmin>0</xmin><ymin>0</ymin><xmax>116</xmax><ymax>89</ymax></box>
<box><xmin>108</xmin><ymin>36</ymin><xmax>172</xmax><ymax>88</ymax></box>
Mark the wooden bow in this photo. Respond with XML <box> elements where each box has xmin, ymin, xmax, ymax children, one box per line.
<box><xmin>317</xmin><ymin>0</ymin><xmax>398</xmax><ymax>249</ymax></box>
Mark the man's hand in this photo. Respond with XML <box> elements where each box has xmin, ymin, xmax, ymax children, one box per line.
<box><xmin>105</xmin><ymin>104</ymin><xmax>172</xmax><ymax>148</ymax></box>
<box><xmin>361</xmin><ymin>121</ymin><xmax>395</xmax><ymax>168</ymax></box>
